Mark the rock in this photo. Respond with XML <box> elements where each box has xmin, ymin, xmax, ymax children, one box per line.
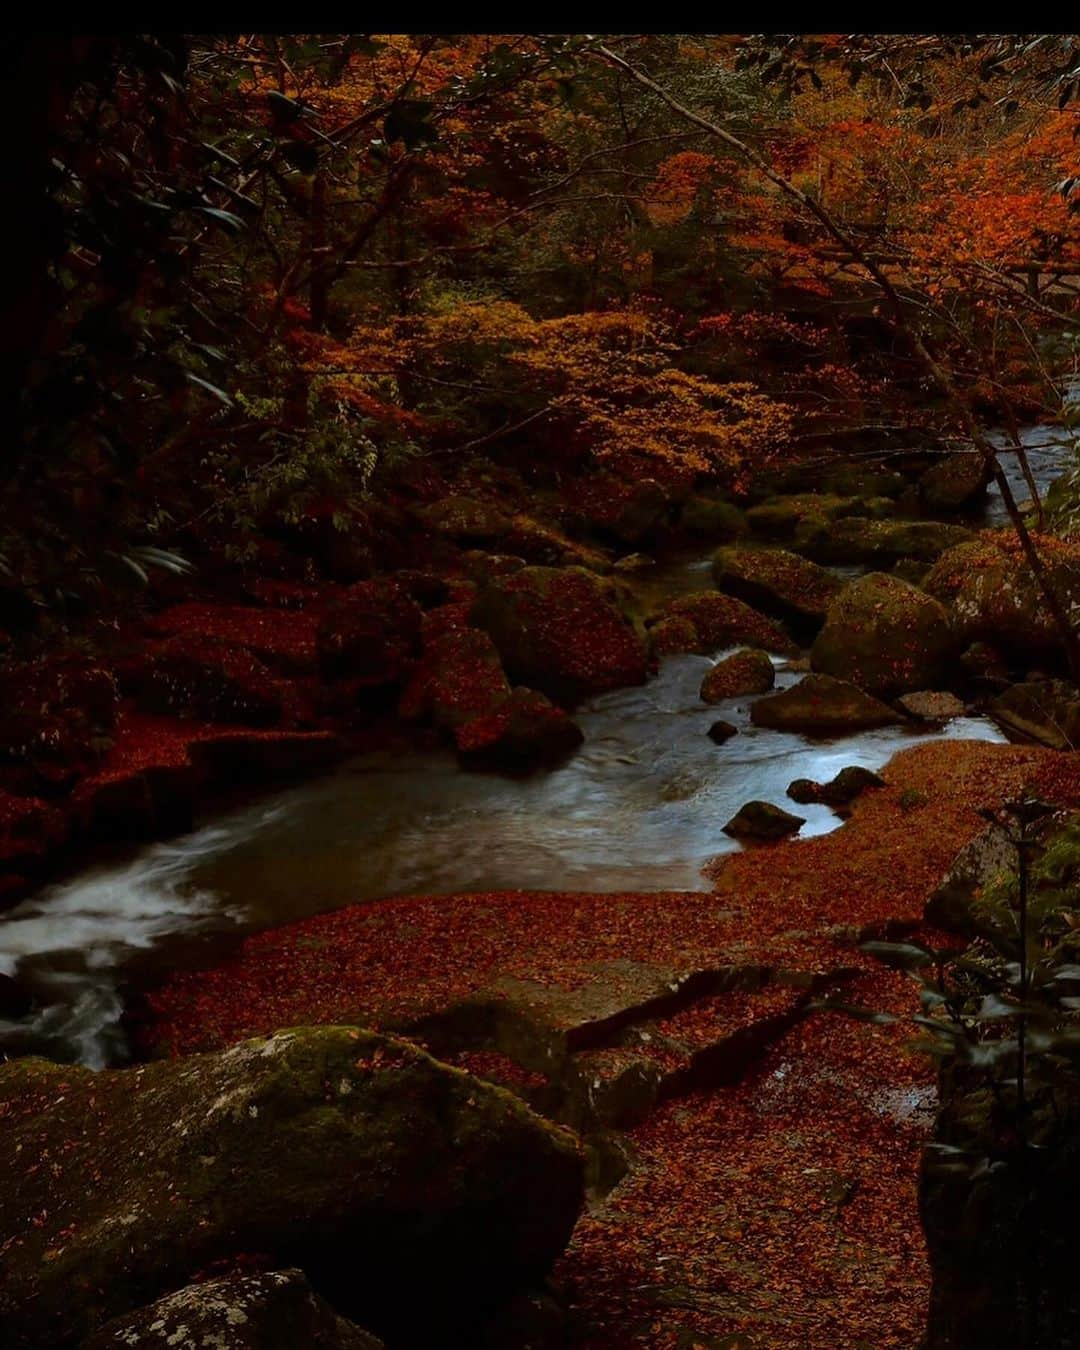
<box><xmin>501</xmin><ymin>515</ymin><xmax>610</xmax><ymax>572</ymax></box>
<box><xmin>80</xmin><ymin>1270</ymin><xmax>384</xmax><ymax>1349</ymax></box>
<box><xmin>472</xmin><ymin>566</ymin><xmax>648</xmax><ymax>703</ymax></box>
<box><xmin>417</xmin><ymin>495</ymin><xmax>512</xmax><ymax>541</ymax></box>
<box><xmin>124</xmin><ymin>638</ymin><xmax>285</xmax><ymax>727</ymax></box>
<box><xmin>707</xmin><ymin>719</ymin><xmax>738</xmax><ymax>744</ymax></box>
<box><xmin>461</xmin><ymin>551</ymin><xmax>528</xmax><ymax>584</ymax></box>
<box><xmin>918</xmin><ymin>451</ymin><xmax>990</xmax><ymax>512</ymax></box>
<box><xmin>922</xmin><ymin>535</ymin><xmax>1080</xmax><ymax>660</ymax></box>
<box><xmin>898</xmin><ymin>690</ymin><xmax>967</xmax><ymax>721</ymax></box>
<box><xmin>924</xmin><ymin>821</ymin><xmax>1016</xmax><ymax>932</ymax></box>
<box><xmin>611</xmin><ymin>552</ymin><xmax>655</xmax><ymax>574</ymax></box>
<box><xmin>316</xmin><ymin>580</ymin><xmax>422</xmax><ymax>685</ymax></box>
<box><xmin>959</xmin><ymin>640</ymin><xmax>1011</xmax><ymax>684</ymax></box>
<box><xmin>0</xmin><ymin>1027</ymin><xmax>584</xmax><ymax>1349</ymax></box>
<box><xmin>712</xmin><ymin>545</ymin><xmax>842</xmax><ymax>640</ymax></box>
<box><xmin>723</xmin><ymin>800</ymin><xmax>806</xmax><ymax>841</ymax></box>
<box><xmin>820</xmin><ymin>463</ymin><xmax>907</xmax><ymax>499</ymax></box>
<box><xmin>787</xmin><ymin>765</ymin><xmax>885</xmax><ymax>807</ymax></box>
<box><xmin>678</xmin><ymin>495</ymin><xmax>747</xmax><ymax>540</ymax></box>
<box><xmin>990</xmin><ymin>679</ymin><xmax>1080</xmax><ymax>750</ymax></box>
<box><xmin>576</xmin><ymin>474</ymin><xmax>670</xmax><ymax>544</ymax></box>
<box><xmin>700</xmin><ymin>649</ymin><xmax>776</xmax><ymax>702</ymax></box>
<box><xmin>745</xmin><ymin>493</ymin><xmax>889</xmax><ymax>541</ymax></box>
<box><xmin>811</xmin><ymin>572</ymin><xmax>957</xmax><ymax>699</ymax></box>
<box><xmin>399</xmin><ymin>628</ymin><xmax>510</xmax><ymax>731</ymax></box>
<box><xmin>795</xmin><ymin>517</ymin><xmax>973</xmax><ymax>566</ymax></box>
<box><xmin>751</xmin><ymin>674</ymin><xmax>903</xmax><ymax>736</ymax></box>
<box><xmin>0</xmin><ymin>971</ymin><xmax>31</xmax><ymax>1018</ymax></box>
<box><xmin>648</xmin><ymin>592</ymin><xmax>799</xmax><ymax>657</ymax></box>
<box><xmin>456</xmin><ymin>688</ymin><xmax>584</xmax><ymax>768</ymax></box>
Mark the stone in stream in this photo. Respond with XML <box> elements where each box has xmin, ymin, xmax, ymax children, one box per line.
<box><xmin>648</xmin><ymin>591</ymin><xmax>799</xmax><ymax>658</ymax></box>
<box><xmin>917</xmin><ymin>450</ymin><xmax>990</xmax><ymax>512</ymax></box>
<box><xmin>898</xmin><ymin>690</ymin><xmax>967</xmax><ymax>722</ymax></box>
<box><xmin>811</xmin><ymin>572</ymin><xmax>958</xmax><ymax>699</ymax></box>
<box><xmin>699</xmin><ymin>648</ymin><xmax>775</xmax><ymax>703</ymax></box>
<box><xmin>0</xmin><ymin>1027</ymin><xmax>584</xmax><ymax>1349</ymax></box>
<box><xmin>750</xmin><ymin>674</ymin><xmax>902</xmax><ymax>736</ymax></box>
<box><xmin>711</xmin><ymin>544</ymin><xmax>842</xmax><ymax>641</ymax></box>
<box><xmin>80</xmin><ymin>1270</ymin><xmax>385</xmax><ymax>1350</ymax></box>
<box><xmin>707</xmin><ymin>719</ymin><xmax>738</xmax><ymax>745</ymax></box>
<box><xmin>787</xmin><ymin>766</ymin><xmax>886</xmax><ymax>808</ymax></box>
<box><xmin>723</xmin><ymin>800</ymin><xmax>806</xmax><ymax>841</ymax></box>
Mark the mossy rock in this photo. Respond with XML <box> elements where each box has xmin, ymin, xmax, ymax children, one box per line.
<box><xmin>678</xmin><ymin>494</ymin><xmax>748</xmax><ymax>541</ymax></box>
<box><xmin>456</xmin><ymin>687</ymin><xmax>584</xmax><ymax>768</ymax></box>
<box><xmin>819</xmin><ymin>463</ymin><xmax>908</xmax><ymax>499</ymax></box>
<box><xmin>0</xmin><ymin>1027</ymin><xmax>584</xmax><ymax>1349</ymax></box>
<box><xmin>472</xmin><ymin>566</ymin><xmax>648</xmax><ymax>704</ymax></box>
<box><xmin>794</xmin><ymin>517</ymin><xmax>973</xmax><ymax>566</ymax></box>
<box><xmin>811</xmin><ymin>572</ymin><xmax>958</xmax><ymax>698</ymax></box>
<box><xmin>416</xmin><ymin>495</ymin><xmax>512</xmax><ymax>541</ymax></box>
<box><xmin>80</xmin><ymin>1270</ymin><xmax>385</xmax><ymax>1349</ymax></box>
<box><xmin>990</xmin><ymin>679</ymin><xmax>1080</xmax><ymax>750</ymax></box>
<box><xmin>745</xmin><ymin>493</ymin><xmax>890</xmax><ymax>541</ymax></box>
<box><xmin>648</xmin><ymin>591</ymin><xmax>799</xmax><ymax>657</ymax></box>
<box><xmin>712</xmin><ymin>545</ymin><xmax>843</xmax><ymax>641</ymax></box>
<box><xmin>700</xmin><ymin>649</ymin><xmax>776</xmax><ymax>702</ymax></box>
<box><xmin>750</xmin><ymin>673</ymin><xmax>902</xmax><ymax>736</ymax></box>
<box><xmin>918</xmin><ymin>452</ymin><xmax>990</xmax><ymax>512</ymax></box>
<box><xmin>398</xmin><ymin>627</ymin><xmax>510</xmax><ymax>731</ymax></box>
<box><xmin>923</xmin><ymin>536</ymin><xmax>1080</xmax><ymax>659</ymax></box>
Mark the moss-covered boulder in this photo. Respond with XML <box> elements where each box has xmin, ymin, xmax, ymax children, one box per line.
<box><xmin>811</xmin><ymin>572</ymin><xmax>957</xmax><ymax>698</ymax></box>
<box><xmin>0</xmin><ymin>1027</ymin><xmax>584</xmax><ymax>1349</ymax></box>
<box><xmin>918</xmin><ymin>452</ymin><xmax>990</xmax><ymax>512</ymax></box>
<box><xmin>750</xmin><ymin>673</ymin><xmax>902</xmax><ymax>736</ymax></box>
<box><xmin>990</xmin><ymin>679</ymin><xmax>1080</xmax><ymax>750</ymax></box>
<box><xmin>647</xmin><ymin>591</ymin><xmax>799</xmax><ymax>658</ymax></box>
<box><xmin>795</xmin><ymin>517</ymin><xmax>973</xmax><ymax>566</ymax></box>
<box><xmin>820</xmin><ymin>463</ymin><xmax>907</xmax><ymax>499</ymax></box>
<box><xmin>416</xmin><ymin>495</ymin><xmax>512</xmax><ymax>541</ymax></box>
<box><xmin>81</xmin><ymin>1270</ymin><xmax>384</xmax><ymax>1349</ymax></box>
<box><xmin>575</xmin><ymin>474</ymin><xmax>671</xmax><ymax>544</ymax></box>
<box><xmin>456</xmin><ymin>687</ymin><xmax>584</xmax><ymax>768</ymax></box>
<box><xmin>471</xmin><ymin>566</ymin><xmax>647</xmax><ymax>703</ymax></box>
<box><xmin>678</xmin><ymin>494</ymin><xmax>748</xmax><ymax>541</ymax></box>
<box><xmin>922</xmin><ymin>535</ymin><xmax>1080</xmax><ymax>660</ymax></box>
<box><xmin>700</xmin><ymin>648</ymin><xmax>776</xmax><ymax>703</ymax></box>
<box><xmin>745</xmin><ymin>493</ymin><xmax>891</xmax><ymax>541</ymax></box>
<box><xmin>712</xmin><ymin>545</ymin><xmax>843</xmax><ymax>641</ymax></box>
<box><xmin>399</xmin><ymin>627</ymin><xmax>510</xmax><ymax>731</ymax></box>
<box><xmin>723</xmin><ymin>799</ymin><xmax>805</xmax><ymax>841</ymax></box>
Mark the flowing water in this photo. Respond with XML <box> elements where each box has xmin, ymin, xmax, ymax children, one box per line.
<box><xmin>3</xmin><ymin>406</ymin><xmax>1076</xmax><ymax>1069</ymax></box>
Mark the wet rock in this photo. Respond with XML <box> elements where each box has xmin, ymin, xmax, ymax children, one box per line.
<box><xmin>472</xmin><ymin>566</ymin><xmax>647</xmax><ymax>703</ymax></box>
<box><xmin>898</xmin><ymin>690</ymin><xmax>967</xmax><ymax>722</ymax></box>
<box><xmin>456</xmin><ymin>688</ymin><xmax>584</xmax><ymax>768</ymax></box>
<box><xmin>990</xmin><ymin>679</ymin><xmax>1080</xmax><ymax>750</ymax></box>
<box><xmin>0</xmin><ymin>1027</ymin><xmax>584</xmax><ymax>1349</ymax></box>
<box><xmin>124</xmin><ymin>637</ymin><xmax>286</xmax><ymax>727</ymax></box>
<box><xmin>678</xmin><ymin>495</ymin><xmax>747</xmax><ymax>541</ymax></box>
<box><xmin>787</xmin><ymin>766</ymin><xmax>885</xmax><ymax>807</ymax></box>
<box><xmin>712</xmin><ymin>545</ymin><xmax>842</xmax><ymax>640</ymax></box>
<box><xmin>707</xmin><ymin>719</ymin><xmax>738</xmax><ymax>745</ymax></box>
<box><xmin>700</xmin><ymin>649</ymin><xmax>775</xmax><ymax>703</ymax></box>
<box><xmin>923</xmin><ymin>536</ymin><xmax>1080</xmax><ymax>660</ymax></box>
<box><xmin>723</xmin><ymin>800</ymin><xmax>806</xmax><ymax>841</ymax></box>
<box><xmin>918</xmin><ymin>451</ymin><xmax>990</xmax><ymax>512</ymax></box>
<box><xmin>649</xmin><ymin>591</ymin><xmax>799</xmax><ymax>658</ymax></box>
<box><xmin>316</xmin><ymin>580</ymin><xmax>422</xmax><ymax>685</ymax></box>
<box><xmin>80</xmin><ymin>1270</ymin><xmax>384</xmax><ymax>1349</ymax></box>
<box><xmin>811</xmin><ymin>572</ymin><xmax>957</xmax><ymax>698</ymax></box>
<box><xmin>0</xmin><ymin>971</ymin><xmax>31</xmax><ymax>1018</ymax></box>
<box><xmin>751</xmin><ymin>674</ymin><xmax>903</xmax><ymax>736</ymax></box>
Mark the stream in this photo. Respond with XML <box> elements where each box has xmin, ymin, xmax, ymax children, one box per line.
<box><xmin>1</xmin><ymin>409</ymin><xmax>1075</xmax><ymax>1069</ymax></box>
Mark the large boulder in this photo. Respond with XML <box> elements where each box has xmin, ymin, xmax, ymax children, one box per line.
<box><xmin>80</xmin><ymin>1271</ymin><xmax>384</xmax><ymax>1349</ymax></box>
<box><xmin>712</xmin><ymin>545</ymin><xmax>842</xmax><ymax>641</ymax></box>
<box><xmin>924</xmin><ymin>820</ymin><xmax>1017</xmax><ymax>932</ymax></box>
<box><xmin>922</xmin><ymin>535</ymin><xmax>1080</xmax><ymax>661</ymax></box>
<box><xmin>472</xmin><ymin>566</ymin><xmax>647</xmax><ymax>703</ymax></box>
<box><xmin>316</xmin><ymin>580</ymin><xmax>422</xmax><ymax>685</ymax></box>
<box><xmin>575</xmin><ymin>474</ymin><xmax>670</xmax><ymax>544</ymax></box>
<box><xmin>399</xmin><ymin>628</ymin><xmax>510</xmax><ymax>731</ymax></box>
<box><xmin>745</xmin><ymin>493</ymin><xmax>891</xmax><ymax>541</ymax></box>
<box><xmin>647</xmin><ymin>591</ymin><xmax>799</xmax><ymax>658</ymax></box>
<box><xmin>700</xmin><ymin>648</ymin><xmax>776</xmax><ymax>702</ymax></box>
<box><xmin>990</xmin><ymin>679</ymin><xmax>1080</xmax><ymax>751</ymax></box>
<box><xmin>678</xmin><ymin>494</ymin><xmax>748</xmax><ymax>541</ymax></box>
<box><xmin>723</xmin><ymin>800</ymin><xmax>805</xmax><ymax>841</ymax></box>
<box><xmin>795</xmin><ymin>517</ymin><xmax>973</xmax><ymax>566</ymax></box>
<box><xmin>810</xmin><ymin>572</ymin><xmax>957</xmax><ymax>699</ymax></box>
<box><xmin>416</xmin><ymin>495</ymin><xmax>512</xmax><ymax>542</ymax></box>
<box><xmin>918</xmin><ymin>451</ymin><xmax>990</xmax><ymax>512</ymax></box>
<box><xmin>750</xmin><ymin>674</ymin><xmax>902</xmax><ymax>736</ymax></box>
<box><xmin>0</xmin><ymin>1027</ymin><xmax>584</xmax><ymax>1349</ymax></box>
<box><xmin>456</xmin><ymin>687</ymin><xmax>584</xmax><ymax>768</ymax></box>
